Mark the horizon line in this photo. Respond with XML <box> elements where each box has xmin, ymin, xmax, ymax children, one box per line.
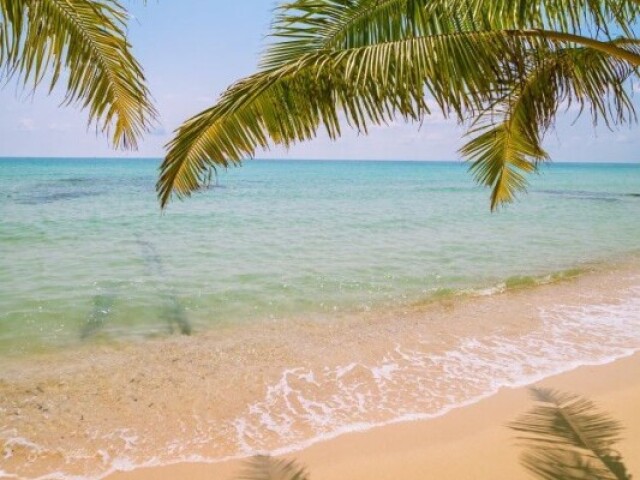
<box><xmin>1</xmin><ymin>156</ymin><xmax>639</xmax><ymax>165</ymax></box>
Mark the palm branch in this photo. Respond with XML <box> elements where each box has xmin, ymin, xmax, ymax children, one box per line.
<box><xmin>158</xmin><ymin>0</ymin><xmax>640</xmax><ymax>209</ymax></box>
<box><xmin>462</xmin><ymin>42</ymin><xmax>638</xmax><ymax>209</ymax></box>
<box><xmin>510</xmin><ymin>388</ymin><xmax>632</xmax><ymax>480</ymax></box>
<box><xmin>238</xmin><ymin>456</ymin><xmax>309</xmax><ymax>480</ymax></box>
<box><xmin>0</xmin><ymin>0</ymin><xmax>156</xmax><ymax>149</ymax></box>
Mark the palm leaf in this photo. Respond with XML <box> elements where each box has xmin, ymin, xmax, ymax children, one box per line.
<box><xmin>264</xmin><ymin>0</ymin><xmax>640</xmax><ymax>62</ymax></box>
<box><xmin>510</xmin><ymin>388</ymin><xmax>631</xmax><ymax>480</ymax></box>
<box><xmin>238</xmin><ymin>456</ymin><xmax>309</xmax><ymax>480</ymax></box>
<box><xmin>0</xmin><ymin>0</ymin><xmax>156</xmax><ymax>149</ymax></box>
<box><xmin>462</xmin><ymin>117</ymin><xmax>546</xmax><ymax>211</ymax></box>
<box><xmin>158</xmin><ymin>30</ymin><xmax>521</xmax><ymax>206</ymax></box>
<box><xmin>159</xmin><ymin>0</ymin><xmax>640</xmax><ymax>208</ymax></box>
<box><xmin>461</xmin><ymin>42</ymin><xmax>637</xmax><ymax>210</ymax></box>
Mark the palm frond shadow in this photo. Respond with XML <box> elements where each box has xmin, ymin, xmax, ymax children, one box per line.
<box><xmin>238</xmin><ymin>455</ymin><xmax>309</xmax><ymax>480</ymax></box>
<box><xmin>236</xmin><ymin>388</ymin><xmax>633</xmax><ymax>480</ymax></box>
<box><xmin>509</xmin><ymin>387</ymin><xmax>632</xmax><ymax>480</ymax></box>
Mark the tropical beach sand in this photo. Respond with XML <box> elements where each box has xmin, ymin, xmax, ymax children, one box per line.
<box><xmin>109</xmin><ymin>353</ymin><xmax>640</xmax><ymax>480</ymax></box>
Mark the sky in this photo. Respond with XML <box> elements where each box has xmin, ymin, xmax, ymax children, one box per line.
<box><xmin>0</xmin><ymin>0</ymin><xmax>639</xmax><ymax>162</ymax></box>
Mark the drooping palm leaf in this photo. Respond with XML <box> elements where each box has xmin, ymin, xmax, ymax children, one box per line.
<box><xmin>159</xmin><ymin>0</ymin><xmax>640</xmax><ymax>209</ymax></box>
<box><xmin>510</xmin><ymin>388</ymin><xmax>632</xmax><ymax>480</ymax></box>
<box><xmin>264</xmin><ymin>0</ymin><xmax>639</xmax><ymax>62</ymax></box>
<box><xmin>239</xmin><ymin>456</ymin><xmax>309</xmax><ymax>480</ymax></box>
<box><xmin>0</xmin><ymin>0</ymin><xmax>156</xmax><ymax>149</ymax></box>
<box><xmin>462</xmin><ymin>112</ymin><xmax>547</xmax><ymax>212</ymax></box>
<box><xmin>462</xmin><ymin>42</ymin><xmax>638</xmax><ymax>210</ymax></box>
<box><xmin>158</xmin><ymin>31</ymin><xmax>528</xmax><ymax>206</ymax></box>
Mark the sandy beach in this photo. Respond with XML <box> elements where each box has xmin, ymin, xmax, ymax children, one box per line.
<box><xmin>3</xmin><ymin>258</ymin><xmax>640</xmax><ymax>479</ymax></box>
<box><xmin>109</xmin><ymin>352</ymin><xmax>640</xmax><ymax>480</ymax></box>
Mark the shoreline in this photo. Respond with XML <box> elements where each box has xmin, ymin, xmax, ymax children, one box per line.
<box><xmin>3</xmin><ymin>259</ymin><xmax>640</xmax><ymax>479</ymax></box>
<box><xmin>2</xmin><ymin>250</ymin><xmax>635</xmax><ymax>366</ymax></box>
<box><xmin>0</xmin><ymin>252</ymin><xmax>622</xmax><ymax>362</ymax></box>
<box><xmin>108</xmin><ymin>351</ymin><xmax>640</xmax><ymax>480</ymax></box>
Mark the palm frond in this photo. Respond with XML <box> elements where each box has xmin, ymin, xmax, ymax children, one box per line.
<box><xmin>510</xmin><ymin>388</ymin><xmax>631</xmax><ymax>480</ymax></box>
<box><xmin>462</xmin><ymin>115</ymin><xmax>546</xmax><ymax>212</ymax></box>
<box><xmin>239</xmin><ymin>456</ymin><xmax>309</xmax><ymax>480</ymax></box>
<box><xmin>264</xmin><ymin>0</ymin><xmax>640</xmax><ymax>64</ymax></box>
<box><xmin>158</xmin><ymin>28</ymin><xmax>530</xmax><ymax>207</ymax></box>
<box><xmin>461</xmin><ymin>42</ymin><xmax>637</xmax><ymax>210</ymax></box>
<box><xmin>0</xmin><ymin>0</ymin><xmax>156</xmax><ymax>149</ymax></box>
<box><xmin>159</xmin><ymin>0</ymin><xmax>640</xmax><ymax>208</ymax></box>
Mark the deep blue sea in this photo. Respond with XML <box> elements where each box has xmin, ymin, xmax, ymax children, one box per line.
<box><xmin>2</xmin><ymin>158</ymin><xmax>640</xmax><ymax>355</ymax></box>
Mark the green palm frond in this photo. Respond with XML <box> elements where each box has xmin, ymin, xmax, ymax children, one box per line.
<box><xmin>239</xmin><ymin>456</ymin><xmax>309</xmax><ymax>480</ymax></box>
<box><xmin>0</xmin><ymin>0</ymin><xmax>156</xmax><ymax>149</ymax></box>
<box><xmin>265</xmin><ymin>0</ymin><xmax>640</xmax><ymax>61</ymax></box>
<box><xmin>462</xmin><ymin>112</ymin><xmax>547</xmax><ymax>212</ymax></box>
<box><xmin>510</xmin><ymin>388</ymin><xmax>632</xmax><ymax>480</ymax></box>
<box><xmin>158</xmin><ymin>29</ymin><xmax>535</xmax><ymax>207</ymax></box>
<box><xmin>159</xmin><ymin>0</ymin><xmax>640</xmax><ymax>209</ymax></box>
<box><xmin>462</xmin><ymin>42</ymin><xmax>637</xmax><ymax>210</ymax></box>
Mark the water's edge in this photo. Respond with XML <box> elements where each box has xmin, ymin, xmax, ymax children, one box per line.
<box><xmin>3</xmin><ymin>257</ymin><xmax>640</xmax><ymax>480</ymax></box>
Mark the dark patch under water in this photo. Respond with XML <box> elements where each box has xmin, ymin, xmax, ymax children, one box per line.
<box><xmin>161</xmin><ymin>296</ymin><xmax>192</xmax><ymax>336</ymax></box>
<box><xmin>12</xmin><ymin>176</ymin><xmax>156</xmax><ymax>205</ymax></box>
<box><xmin>57</xmin><ymin>177</ymin><xmax>95</xmax><ymax>185</ymax></box>
<box><xmin>81</xmin><ymin>293</ymin><xmax>116</xmax><ymax>340</ymax></box>
<box><xmin>76</xmin><ymin>236</ymin><xmax>193</xmax><ymax>341</ymax></box>
<box><xmin>536</xmin><ymin>189</ymin><xmax>640</xmax><ymax>202</ymax></box>
<box><xmin>134</xmin><ymin>236</ymin><xmax>192</xmax><ymax>336</ymax></box>
<box><xmin>16</xmin><ymin>190</ymin><xmax>105</xmax><ymax>205</ymax></box>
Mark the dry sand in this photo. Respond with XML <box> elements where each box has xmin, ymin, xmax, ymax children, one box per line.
<box><xmin>109</xmin><ymin>352</ymin><xmax>640</xmax><ymax>480</ymax></box>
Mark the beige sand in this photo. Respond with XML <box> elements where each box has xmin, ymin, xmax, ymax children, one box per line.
<box><xmin>109</xmin><ymin>352</ymin><xmax>640</xmax><ymax>480</ymax></box>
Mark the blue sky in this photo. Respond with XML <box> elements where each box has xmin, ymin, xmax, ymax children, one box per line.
<box><xmin>0</xmin><ymin>0</ymin><xmax>638</xmax><ymax>162</ymax></box>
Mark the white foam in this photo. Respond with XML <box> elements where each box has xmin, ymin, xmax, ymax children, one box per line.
<box><xmin>1</xmin><ymin>434</ymin><xmax>44</xmax><ymax>461</ymax></box>
<box><xmin>0</xmin><ymin>470</ymin><xmax>19</xmax><ymax>479</ymax></box>
<box><xmin>229</xmin><ymin>283</ymin><xmax>640</xmax><ymax>460</ymax></box>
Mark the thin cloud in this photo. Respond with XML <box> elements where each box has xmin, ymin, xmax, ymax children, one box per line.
<box><xmin>48</xmin><ymin>122</ymin><xmax>72</xmax><ymax>132</ymax></box>
<box><xmin>18</xmin><ymin>118</ymin><xmax>36</xmax><ymax>131</ymax></box>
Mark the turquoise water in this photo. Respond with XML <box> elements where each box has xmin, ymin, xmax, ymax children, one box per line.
<box><xmin>1</xmin><ymin>158</ymin><xmax>640</xmax><ymax>355</ymax></box>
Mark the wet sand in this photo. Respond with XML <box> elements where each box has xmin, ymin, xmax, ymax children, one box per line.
<box><xmin>109</xmin><ymin>352</ymin><xmax>640</xmax><ymax>480</ymax></box>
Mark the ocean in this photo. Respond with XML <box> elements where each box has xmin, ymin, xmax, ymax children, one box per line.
<box><xmin>2</xmin><ymin>158</ymin><xmax>640</xmax><ymax>478</ymax></box>
<box><xmin>2</xmin><ymin>158</ymin><xmax>640</xmax><ymax>354</ymax></box>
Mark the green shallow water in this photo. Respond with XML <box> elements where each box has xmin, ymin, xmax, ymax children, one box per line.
<box><xmin>1</xmin><ymin>158</ymin><xmax>640</xmax><ymax>355</ymax></box>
